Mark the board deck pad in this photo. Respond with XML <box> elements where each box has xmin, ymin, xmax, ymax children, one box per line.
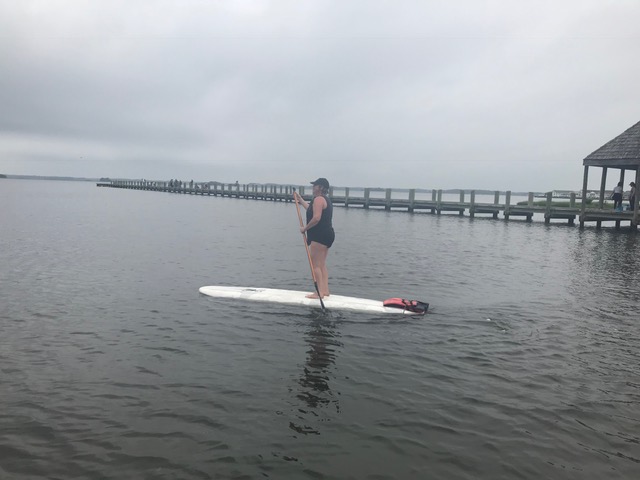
<box><xmin>199</xmin><ymin>286</ymin><xmax>427</xmax><ymax>315</ymax></box>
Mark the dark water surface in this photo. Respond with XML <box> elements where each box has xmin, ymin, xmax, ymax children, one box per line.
<box><xmin>1</xmin><ymin>180</ymin><xmax>639</xmax><ymax>479</ymax></box>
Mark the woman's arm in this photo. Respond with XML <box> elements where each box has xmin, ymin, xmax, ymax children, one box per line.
<box><xmin>302</xmin><ymin>196</ymin><xmax>326</xmax><ymax>232</ymax></box>
<box><xmin>293</xmin><ymin>191</ymin><xmax>309</xmax><ymax>210</ymax></box>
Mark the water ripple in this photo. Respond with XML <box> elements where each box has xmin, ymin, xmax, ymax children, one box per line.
<box><xmin>2</xmin><ymin>182</ymin><xmax>640</xmax><ymax>479</ymax></box>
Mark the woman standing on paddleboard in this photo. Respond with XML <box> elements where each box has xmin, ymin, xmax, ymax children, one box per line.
<box><xmin>293</xmin><ymin>178</ymin><xmax>335</xmax><ymax>299</ymax></box>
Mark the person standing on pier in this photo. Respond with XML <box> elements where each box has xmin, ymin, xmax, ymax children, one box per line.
<box><xmin>293</xmin><ymin>178</ymin><xmax>335</xmax><ymax>299</ymax></box>
<box><xmin>629</xmin><ymin>182</ymin><xmax>636</xmax><ymax>210</ymax></box>
<box><xmin>612</xmin><ymin>182</ymin><xmax>623</xmax><ymax>210</ymax></box>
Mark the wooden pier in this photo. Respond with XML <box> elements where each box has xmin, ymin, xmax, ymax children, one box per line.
<box><xmin>97</xmin><ymin>180</ymin><xmax>638</xmax><ymax>230</ymax></box>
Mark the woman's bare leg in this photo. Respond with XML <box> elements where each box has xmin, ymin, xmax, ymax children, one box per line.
<box><xmin>306</xmin><ymin>242</ymin><xmax>330</xmax><ymax>298</ymax></box>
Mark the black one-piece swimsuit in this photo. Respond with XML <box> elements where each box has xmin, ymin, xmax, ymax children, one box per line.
<box><xmin>306</xmin><ymin>195</ymin><xmax>335</xmax><ymax>248</ymax></box>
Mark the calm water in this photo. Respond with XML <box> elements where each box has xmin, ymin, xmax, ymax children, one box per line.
<box><xmin>1</xmin><ymin>180</ymin><xmax>639</xmax><ymax>480</ymax></box>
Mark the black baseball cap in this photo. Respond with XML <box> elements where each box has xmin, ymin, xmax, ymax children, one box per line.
<box><xmin>310</xmin><ymin>177</ymin><xmax>330</xmax><ymax>189</ymax></box>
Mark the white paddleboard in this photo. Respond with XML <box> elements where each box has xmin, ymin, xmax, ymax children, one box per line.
<box><xmin>199</xmin><ymin>286</ymin><xmax>427</xmax><ymax>315</ymax></box>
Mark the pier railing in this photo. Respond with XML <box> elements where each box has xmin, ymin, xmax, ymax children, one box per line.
<box><xmin>96</xmin><ymin>180</ymin><xmax>637</xmax><ymax>229</ymax></box>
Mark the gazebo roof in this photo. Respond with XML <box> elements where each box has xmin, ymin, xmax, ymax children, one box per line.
<box><xmin>583</xmin><ymin>120</ymin><xmax>640</xmax><ymax>167</ymax></box>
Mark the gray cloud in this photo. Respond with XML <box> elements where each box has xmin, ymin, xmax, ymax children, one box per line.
<box><xmin>1</xmin><ymin>0</ymin><xmax>639</xmax><ymax>190</ymax></box>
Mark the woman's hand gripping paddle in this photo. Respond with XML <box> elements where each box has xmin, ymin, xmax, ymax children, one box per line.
<box><xmin>293</xmin><ymin>188</ymin><xmax>327</xmax><ymax>313</ymax></box>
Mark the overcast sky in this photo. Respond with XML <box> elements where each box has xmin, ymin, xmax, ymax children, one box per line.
<box><xmin>1</xmin><ymin>0</ymin><xmax>639</xmax><ymax>190</ymax></box>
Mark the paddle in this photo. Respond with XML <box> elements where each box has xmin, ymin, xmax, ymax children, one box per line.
<box><xmin>293</xmin><ymin>188</ymin><xmax>327</xmax><ymax>313</ymax></box>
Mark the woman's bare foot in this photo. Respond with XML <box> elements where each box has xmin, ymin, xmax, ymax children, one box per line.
<box><xmin>306</xmin><ymin>292</ymin><xmax>330</xmax><ymax>299</ymax></box>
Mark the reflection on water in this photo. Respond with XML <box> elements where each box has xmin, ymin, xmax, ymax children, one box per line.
<box><xmin>289</xmin><ymin>314</ymin><xmax>342</xmax><ymax>436</ymax></box>
<box><xmin>568</xmin><ymin>230</ymin><xmax>640</xmax><ymax>313</ymax></box>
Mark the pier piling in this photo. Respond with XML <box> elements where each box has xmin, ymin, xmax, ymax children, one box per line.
<box><xmin>97</xmin><ymin>180</ymin><xmax>638</xmax><ymax>229</ymax></box>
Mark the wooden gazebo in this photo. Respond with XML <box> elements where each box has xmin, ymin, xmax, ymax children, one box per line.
<box><xmin>580</xmin><ymin>120</ymin><xmax>640</xmax><ymax>228</ymax></box>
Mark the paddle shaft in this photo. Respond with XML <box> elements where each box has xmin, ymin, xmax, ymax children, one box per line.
<box><xmin>293</xmin><ymin>189</ymin><xmax>326</xmax><ymax>312</ymax></box>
